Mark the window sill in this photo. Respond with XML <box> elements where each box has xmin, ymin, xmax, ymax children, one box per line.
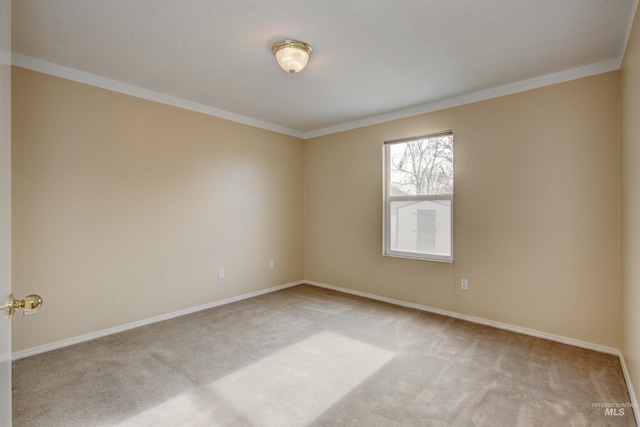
<box><xmin>383</xmin><ymin>251</ymin><xmax>454</xmax><ymax>263</ymax></box>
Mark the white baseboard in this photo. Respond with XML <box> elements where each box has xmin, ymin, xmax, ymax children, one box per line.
<box><xmin>618</xmin><ymin>351</ymin><xmax>640</xmax><ymax>425</ymax></box>
<box><xmin>11</xmin><ymin>278</ymin><xmax>638</xmax><ymax>425</ymax></box>
<box><xmin>305</xmin><ymin>280</ymin><xmax>619</xmax><ymax>354</ymax></box>
<box><xmin>11</xmin><ymin>280</ymin><xmax>304</xmax><ymax>360</ymax></box>
<box><xmin>305</xmin><ymin>280</ymin><xmax>639</xmax><ymax>423</ymax></box>
<box><xmin>15</xmin><ymin>278</ymin><xmax>622</xmax><ymax>358</ymax></box>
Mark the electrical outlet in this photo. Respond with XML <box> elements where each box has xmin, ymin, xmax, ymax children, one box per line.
<box><xmin>218</xmin><ymin>268</ymin><xmax>225</xmax><ymax>279</ymax></box>
<box><xmin>461</xmin><ymin>279</ymin><xmax>469</xmax><ymax>290</ymax></box>
<box><xmin>269</xmin><ymin>260</ymin><xmax>275</xmax><ymax>269</ymax></box>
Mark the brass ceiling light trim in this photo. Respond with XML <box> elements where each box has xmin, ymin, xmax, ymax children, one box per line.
<box><xmin>272</xmin><ymin>39</ymin><xmax>313</xmax><ymax>74</ymax></box>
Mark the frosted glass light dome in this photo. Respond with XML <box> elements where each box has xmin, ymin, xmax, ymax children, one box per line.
<box><xmin>272</xmin><ymin>40</ymin><xmax>313</xmax><ymax>74</ymax></box>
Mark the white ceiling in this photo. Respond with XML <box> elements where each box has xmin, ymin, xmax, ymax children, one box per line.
<box><xmin>12</xmin><ymin>0</ymin><xmax>639</xmax><ymax>138</ymax></box>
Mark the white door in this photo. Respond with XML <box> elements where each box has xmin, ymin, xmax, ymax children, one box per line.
<box><xmin>0</xmin><ymin>0</ymin><xmax>12</xmax><ymax>425</ymax></box>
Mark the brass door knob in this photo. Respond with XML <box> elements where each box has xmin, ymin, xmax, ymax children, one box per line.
<box><xmin>8</xmin><ymin>294</ymin><xmax>43</xmax><ymax>318</ymax></box>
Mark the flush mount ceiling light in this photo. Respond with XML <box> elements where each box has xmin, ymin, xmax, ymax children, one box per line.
<box><xmin>272</xmin><ymin>39</ymin><xmax>313</xmax><ymax>74</ymax></box>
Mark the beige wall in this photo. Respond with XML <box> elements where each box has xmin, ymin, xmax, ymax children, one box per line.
<box><xmin>622</xmin><ymin>6</ymin><xmax>640</xmax><ymax>409</ymax></box>
<box><xmin>11</xmin><ymin>60</ymin><xmax>627</xmax><ymax>360</ymax></box>
<box><xmin>11</xmin><ymin>67</ymin><xmax>304</xmax><ymax>352</ymax></box>
<box><xmin>305</xmin><ymin>72</ymin><xmax>622</xmax><ymax>349</ymax></box>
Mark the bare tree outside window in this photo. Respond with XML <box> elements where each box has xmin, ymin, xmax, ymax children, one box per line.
<box><xmin>389</xmin><ymin>135</ymin><xmax>453</xmax><ymax>196</ymax></box>
<box><xmin>384</xmin><ymin>132</ymin><xmax>454</xmax><ymax>262</ymax></box>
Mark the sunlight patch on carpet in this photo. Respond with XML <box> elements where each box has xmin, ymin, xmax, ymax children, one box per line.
<box><xmin>209</xmin><ymin>330</ymin><xmax>395</xmax><ymax>425</ymax></box>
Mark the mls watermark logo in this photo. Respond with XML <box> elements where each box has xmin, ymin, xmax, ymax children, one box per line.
<box><xmin>592</xmin><ymin>402</ymin><xmax>636</xmax><ymax>416</ymax></box>
<box><xmin>604</xmin><ymin>407</ymin><xmax>625</xmax><ymax>416</ymax></box>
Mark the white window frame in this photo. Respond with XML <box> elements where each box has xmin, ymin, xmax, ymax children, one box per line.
<box><xmin>382</xmin><ymin>132</ymin><xmax>454</xmax><ymax>262</ymax></box>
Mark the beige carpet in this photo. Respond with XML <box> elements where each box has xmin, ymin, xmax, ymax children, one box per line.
<box><xmin>12</xmin><ymin>284</ymin><xmax>636</xmax><ymax>426</ymax></box>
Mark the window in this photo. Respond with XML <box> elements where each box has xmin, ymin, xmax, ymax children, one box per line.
<box><xmin>383</xmin><ymin>132</ymin><xmax>453</xmax><ymax>262</ymax></box>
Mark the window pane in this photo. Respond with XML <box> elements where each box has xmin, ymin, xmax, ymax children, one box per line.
<box><xmin>389</xmin><ymin>199</ymin><xmax>451</xmax><ymax>257</ymax></box>
<box><xmin>388</xmin><ymin>135</ymin><xmax>453</xmax><ymax>196</ymax></box>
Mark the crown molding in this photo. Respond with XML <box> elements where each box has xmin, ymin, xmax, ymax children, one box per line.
<box><xmin>619</xmin><ymin>0</ymin><xmax>640</xmax><ymax>67</ymax></box>
<box><xmin>11</xmin><ymin>53</ymin><xmax>305</xmax><ymax>139</ymax></box>
<box><xmin>13</xmin><ymin>53</ymin><xmax>622</xmax><ymax>140</ymax></box>
<box><xmin>302</xmin><ymin>57</ymin><xmax>622</xmax><ymax>139</ymax></box>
